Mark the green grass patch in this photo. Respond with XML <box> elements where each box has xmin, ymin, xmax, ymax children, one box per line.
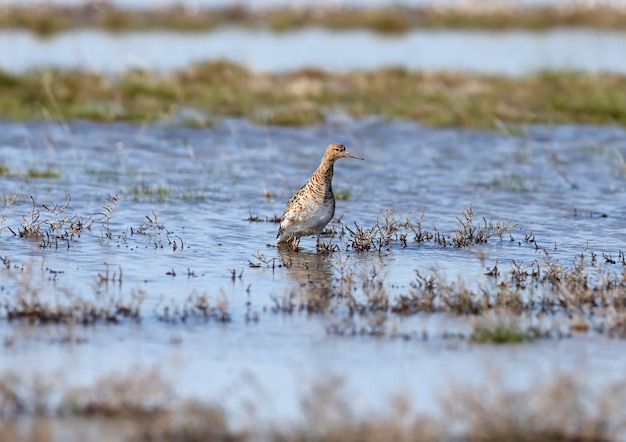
<box><xmin>2</xmin><ymin>63</ymin><xmax>626</xmax><ymax>128</ymax></box>
<box><xmin>26</xmin><ymin>167</ymin><xmax>61</xmax><ymax>179</ymax></box>
<box><xmin>471</xmin><ymin>316</ymin><xmax>540</xmax><ymax>344</ymax></box>
<box><xmin>0</xmin><ymin>163</ymin><xmax>60</xmax><ymax>179</ymax></box>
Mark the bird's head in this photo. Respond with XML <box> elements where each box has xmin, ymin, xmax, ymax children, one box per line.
<box><xmin>324</xmin><ymin>143</ymin><xmax>364</xmax><ymax>162</ymax></box>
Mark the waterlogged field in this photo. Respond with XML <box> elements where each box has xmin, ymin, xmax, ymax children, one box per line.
<box><xmin>2</xmin><ymin>117</ymin><xmax>626</xmax><ymax>440</ymax></box>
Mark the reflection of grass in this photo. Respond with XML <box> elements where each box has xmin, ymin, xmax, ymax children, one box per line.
<box><xmin>2</xmin><ymin>64</ymin><xmax>626</xmax><ymax>128</ymax></box>
<box><xmin>3</xmin><ymin>4</ymin><xmax>626</xmax><ymax>36</ymax></box>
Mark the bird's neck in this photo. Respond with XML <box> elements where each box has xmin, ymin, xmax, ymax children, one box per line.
<box><xmin>312</xmin><ymin>158</ymin><xmax>335</xmax><ymax>194</ymax></box>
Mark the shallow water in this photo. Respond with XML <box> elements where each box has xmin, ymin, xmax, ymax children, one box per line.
<box><xmin>2</xmin><ymin>27</ymin><xmax>626</xmax><ymax>74</ymax></box>
<box><xmin>1</xmin><ymin>117</ymin><xmax>626</xmax><ymax>428</ymax></box>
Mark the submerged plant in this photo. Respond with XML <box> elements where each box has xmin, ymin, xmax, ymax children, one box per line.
<box><xmin>26</xmin><ymin>167</ymin><xmax>61</xmax><ymax>179</ymax></box>
<box><xmin>333</xmin><ymin>188</ymin><xmax>352</xmax><ymax>201</ymax></box>
<box><xmin>471</xmin><ymin>314</ymin><xmax>540</xmax><ymax>344</ymax></box>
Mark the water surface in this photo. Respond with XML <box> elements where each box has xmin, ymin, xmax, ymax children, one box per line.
<box><xmin>2</xmin><ymin>27</ymin><xmax>626</xmax><ymax>74</ymax></box>
<box><xmin>1</xmin><ymin>117</ymin><xmax>626</xmax><ymax>427</ymax></box>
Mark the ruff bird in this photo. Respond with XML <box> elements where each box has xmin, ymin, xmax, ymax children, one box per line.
<box><xmin>277</xmin><ymin>143</ymin><xmax>363</xmax><ymax>250</ymax></box>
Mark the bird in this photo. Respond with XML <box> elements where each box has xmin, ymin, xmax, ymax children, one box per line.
<box><xmin>277</xmin><ymin>143</ymin><xmax>363</xmax><ymax>250</ymax></box>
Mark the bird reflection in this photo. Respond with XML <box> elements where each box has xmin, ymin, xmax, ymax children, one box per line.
<box><xmin>276</xmin><ymin>246</ymin><xmax>337</xmax><ymax>310</ymax></box>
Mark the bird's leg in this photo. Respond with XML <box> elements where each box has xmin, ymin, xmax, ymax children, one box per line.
<box><xmin>291</xmin><ymin>236</ymin><xmax>299</xmax><ymax>251</ymax></box>
<box><xmin>316</xmin><ymin>234</ymin><xmax>321</xmax><ymax>249</ymax></box>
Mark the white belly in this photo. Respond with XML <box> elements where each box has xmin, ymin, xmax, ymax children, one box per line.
<box><xmin>278</xmin><ymin>200</ymin><xmax>335</xmax><ymax>241</ymax></box>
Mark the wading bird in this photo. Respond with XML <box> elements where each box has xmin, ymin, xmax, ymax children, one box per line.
<box><xmin>277</xmin><ymin>143</ymin><xmax>363</xmax><ymax>250</ymax></box>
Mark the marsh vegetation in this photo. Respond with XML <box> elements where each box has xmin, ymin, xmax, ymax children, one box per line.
<box><xmin>1</xmin><ymin>191</ymin><xmax>625</xmax><ymax>345</ymax></box>
<box><xmin>1</xmin><ymin>63</ymin><xmax>626</xmax><ymax>127</ymax></box>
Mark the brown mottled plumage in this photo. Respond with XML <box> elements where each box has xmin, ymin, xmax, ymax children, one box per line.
<box><xmin>277</xmin><ymin>143</ymin><xmax>364</xmax><ymax>250</ymax></box>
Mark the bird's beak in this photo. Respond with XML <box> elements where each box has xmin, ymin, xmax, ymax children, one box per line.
<box><xmin>345</xmin><ymin>151</ymin><xmax>364</xmax><ymax>160</ymax></box>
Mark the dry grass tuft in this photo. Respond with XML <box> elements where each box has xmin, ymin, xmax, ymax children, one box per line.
<box><xmin>16</xmin><ymin>194</ymin><xmax>91</xmax><ymax>248</ymax></box>
<box><xmin>336</xmin><ymin>206</ymin><xmax>514</xmax><ymax>254</ymax></box>
<box><xmin>0</xmin><ymin>193</ymin><xmax>185</xmax><ymax>252</ymax></box>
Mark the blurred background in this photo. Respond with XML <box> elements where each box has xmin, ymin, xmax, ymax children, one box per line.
<box><xmin>2</xmin><ymin>0</ymin><xmax>626</xmax><ymax>75</ymax></box>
